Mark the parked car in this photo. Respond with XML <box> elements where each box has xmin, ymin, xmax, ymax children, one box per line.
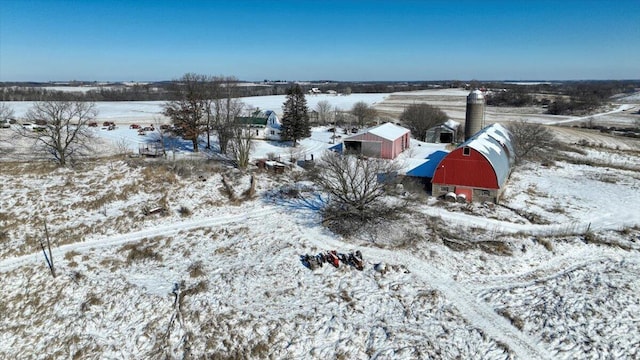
<box><xmin>129</xmin><ymin>124</ymin><xmax>140</xmax><ymax>129</ymax></box>
<box><xmin>88</xmin><ymin>121</ymin><xmax>98</xmax><ymax>127</ymax></box>
<box><xmin>21</xmin><ymin>123</ymin><xmax>46</xmax><ymax>132</ymax></box>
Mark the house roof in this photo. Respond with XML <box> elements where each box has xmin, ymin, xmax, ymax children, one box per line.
<box><xmin>236</xmin><ymin>116</ymin><xmax>267</xmax><ymax>126</ymax></box>
<box><xmin>367</xmin><ymin>122</ymin><xmax>410</xmax><ymax>141</ymax></box>
<box><xmin>460</xmin><ymin>123</ymin><xmax>514</xmax><ymax>186</ymax></box>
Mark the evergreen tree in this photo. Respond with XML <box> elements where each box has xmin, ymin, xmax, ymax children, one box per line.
<box><xmin>281</xmin><ymin>84</ymin><xmax>311</xmax><ymax>146</ymax></box>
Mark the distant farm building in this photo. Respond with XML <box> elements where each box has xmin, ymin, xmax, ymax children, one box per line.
<box><xmin>431</xmin><ymin>123</ymin><xmax>514</xmax><ymax>203</ymax></box>
<box><xmin>425</xmin><ymin>120</ymin><xmax>460</xmax><ymax>143</ymax></box>
<box><xmin>236</xmin><ymin>109</ymin><xmax>282</xmax><ymax>141</ymax></box>
<box><xmin>343</xmin><ymin>122</ymin><xmax>411</xmax><ymax>159</ymax></box>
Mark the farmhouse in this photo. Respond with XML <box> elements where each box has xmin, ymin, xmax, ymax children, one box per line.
<box><xmin>431</xmin><ymin>123</ymin><xmax>514</xmax><ymax>203</ymax></box>
<box><xmin>343</xmin><ymin>122</ymin><xmax>411</xmax><ymax>159</ymax></box>
<box><xmin>236</xmin><ymin>109</ymin><xmax>282</xmax><ymax>141</ymax></box>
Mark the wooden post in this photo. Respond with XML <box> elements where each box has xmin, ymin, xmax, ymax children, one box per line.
<box><xmin>41</xmin><ymin>221</ymin><xmax>56</xmax><ymax>278</ymax></box>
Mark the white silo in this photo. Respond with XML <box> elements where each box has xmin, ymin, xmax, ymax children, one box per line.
<box><xmin>464</xmin><ymin>89</ymin><xmax>485</xmax><ymax>140</ymax></box>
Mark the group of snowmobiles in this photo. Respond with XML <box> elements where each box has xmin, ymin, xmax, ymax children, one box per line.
<box><xmin>300</xmin><ymin>250</ymin><xmax>364</xmax><ymax>271</ymax></box>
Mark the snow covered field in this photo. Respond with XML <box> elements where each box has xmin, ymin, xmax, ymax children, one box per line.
<box><xmin>1</xmin><ymin>91</ymin><xmax>640</xmax><ymax>359</ymax></box>
<box><xmin>2</xmin><ymin>93</ymin><xmax>389</xmax><ymax>125</ymax></box>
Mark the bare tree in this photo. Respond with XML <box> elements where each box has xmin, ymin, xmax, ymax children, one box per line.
<box><xmin>202</xmin><ymin>76</ymin><xmax>218</xmax><ymax>150</ymax></box>
<box><xmin>228</xmin><ymin>126</ymin><xmax>253</xmax><ymax>169</ymax></box>
<box><xmin>114</xmin><ymin>137</ymin><xmax>131</xmax><ymax>158</ymax></box>
<box><xmin>152</xmin><ymin>116</ymin><xmax>168</xmax><ymax>158</ymax></box>
<box><xmin>315</xmin><ymin>152</ymin><xmax>401</xmax><ymax>220</ymax></box>
<box><xmin>315</xmin><ymin>100</ymin><xmax>333</xmax><ymax>125</ymax></box>
<box><xmin>211</xmin><ymin>76</ymin><xmax>244</xmax><ymax>155</ymax></box>
<box><xmin>506</xmin><ymin>121</ymin><xmax>557</xmax><ymax>163</ymax></box>
<box><xmin>16</xmin><ymin>101</ymin><xmax>97</xmax><ymax>166</ymax></box>
<box><xmin>400</xmin><ymin>103</ymin><xmax>448</xmax><ymax>142</ymax></box>
<box><xmin>163</xmin><ymin>73</ymin><xmax>209</xmax><ymax>152</ymax></box>
<box><xmin>351</xmin><ymin>101</ymin><xmax>377</xmax><ymax>128</ymax></box>
<box><xmin>0</xmin><ymin>103</ymin><xmax>14</xmax><ymax>124</ymax></box>
<box><xmin>334</xmin><ymin>106</ymin><xmax>349</xmax><ymax>127</ymax></box>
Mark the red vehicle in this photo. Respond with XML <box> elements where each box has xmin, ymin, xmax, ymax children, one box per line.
<box><xmin>129</xmin><ymin>124</ymin><xmax>140</xmax><ymax>129</ymax></box>
<box><xmin>88</xmin><ymin>122</ymin><xmax>98</xmax><ymax>127</ymax></box>
<box><xmin>326</xmin><ymin>250</ymin><xmax>340</xmax><ymax>268</ymax></box>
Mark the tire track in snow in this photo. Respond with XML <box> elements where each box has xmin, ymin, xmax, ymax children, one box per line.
<box><xmin>0</xmin><ymin>206</ymin><xmax>278</xmax><ymax>274</ymax></box>
<box><xmin>400</xmin><ymin>256</ymin><xmax>550</xmax><ymax>360</ymax></box>
<box><xmin>465</xmin><ymin>249</ymin><xmax>633</xmax><ymax>293</ymax></box>
<box><xmin>544</xmin><ymin>105</ymin><xmax>630</xmax><ymax>126</ymax></box>
<box><xmin>299</xmin><ymin>225</ymin><xmax>550</xmax><ymax>360</ymax></box>
<box><xmin>417</xmin><ymin>206</ymin><xmax>638</xmax><ymax>234</ymax></box>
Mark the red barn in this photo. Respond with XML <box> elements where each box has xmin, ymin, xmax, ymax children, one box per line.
<box><xmin>431</xmin><ymin>124</ymin><xmax>514</xmax><ymax>203</ymax></box>
<box><xmin>343</xmin><ymin>122</ymin><xmax>410</xmax><ymax>159</ymax></box>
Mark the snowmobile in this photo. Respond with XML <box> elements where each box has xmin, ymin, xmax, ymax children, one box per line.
<box><xmin>352</xmin><ymin>250</ymin><xmax>364</xmax><ymax>271</ymax></box>
<box><xmin>300</xmin><ymin>254</ymin><xmax>321</xmax><ymax>270</ymax></box>
<box><xmin>326</xmin><ymin>250</ymin><xmax>340</xmax><ymax>268</ymax></box>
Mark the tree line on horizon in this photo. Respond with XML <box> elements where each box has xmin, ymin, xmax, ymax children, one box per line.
<box><xmin>0</xmin><ymin>81</ymin><xmax>438</xmax><ymax>102</ymax></box>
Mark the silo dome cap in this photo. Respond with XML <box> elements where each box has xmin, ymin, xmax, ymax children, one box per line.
<box><xmin>468</xmin><ymin>89</ymin><xmax>485</xmax><ymax>100</ymax></box>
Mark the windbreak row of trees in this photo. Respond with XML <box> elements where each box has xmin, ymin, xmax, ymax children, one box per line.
<box><xmin>0</xmin><ymin>83</ymin><xmax>284</xmax><ymax>102</ymax></box>
<box><xmin>0</xmin><ymin>81</ymin><xmax>441</xmax><ymax>102</ymax></box>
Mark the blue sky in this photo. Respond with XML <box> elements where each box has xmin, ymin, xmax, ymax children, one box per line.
<box><xmin>1</xmin><ymin>0</ymin><xmax>638</xmax><ymax>81</ymax></box>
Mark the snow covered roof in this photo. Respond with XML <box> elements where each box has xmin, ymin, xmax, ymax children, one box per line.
<box><xmin>444</xmin><ymin>119</ymin><xmax>460</xmax><ymax>130</ymax></box>
<box><xmin>367</xmin><ymin>122</ymin><xmax>410</xmax><ymax>141</ymax></box>
<box><xmin>460</xmin><ymin>123</ymin><xmax>514</xmax><ymax>186</ymax></box>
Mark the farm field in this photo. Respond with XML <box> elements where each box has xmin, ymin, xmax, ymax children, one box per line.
<box><xmin>0</xmin><ymin>89</ymin><xmax>639</xmax><ymax>359</ymax></box>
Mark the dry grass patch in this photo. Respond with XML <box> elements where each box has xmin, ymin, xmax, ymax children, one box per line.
<box><xmin>120</xmin><ymin>241</ymin><xmax>163</xmax><ymax>264</ymax></box>
<box><xmin>496</xmin><ymin>308</ymin><xmax>524</xmax><ymax>330</ymax></box>
<box><xmin>547</xmin><ymin>204</ymin><xmax>566</xmax><ymax>214</ymax></box>
<box><xmin>80</xmin><ymin>292</ymin><xmax>103</xmax><ymax>312</ymax></box>
<box><xmin>537</xmin><ymin>237</ymin><xmax>554</xmax><ymax>252</ymax></box>
<box><xmin>99</xmin><ymin>257</ymin><xmax>123</xmax><ymax>271</ymax></box>
<box><xmin>188</xmin><ymin>261</ymin><xmax>205</xmax><ymax>278</ymax></box>
<box><xmin>0</xmin><ymin>228</ymin><xmax>8</xmax><ymax>243</ymax></box>
<box><xmin>478</xmin><ymin>241</ymin><xmax>513</xmax><ymax>256</ymax></box>
<box><xmin>214</xmin><ymin>246</ymin><xmax>237</xmax><ymax>256</ymax></box>
<box><xmin>64</xmin><ymin>250</ymin><xmax>81</xmax><ymax>261</ymax></box>
<box><xmin>178</xmin><ymin>205</ymin><xmax>192</xmax><ymax>217</ymax></box>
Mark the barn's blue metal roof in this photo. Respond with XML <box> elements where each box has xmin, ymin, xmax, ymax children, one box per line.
<box><xmin>328</xmin><ymin>142</ymin><xmax>343</xmax><ymax>153</ymax></box>
<box><xmin>406</xmin><ymin>150</ymin><xmax>449</xmax><ymax>178</ymax></box>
